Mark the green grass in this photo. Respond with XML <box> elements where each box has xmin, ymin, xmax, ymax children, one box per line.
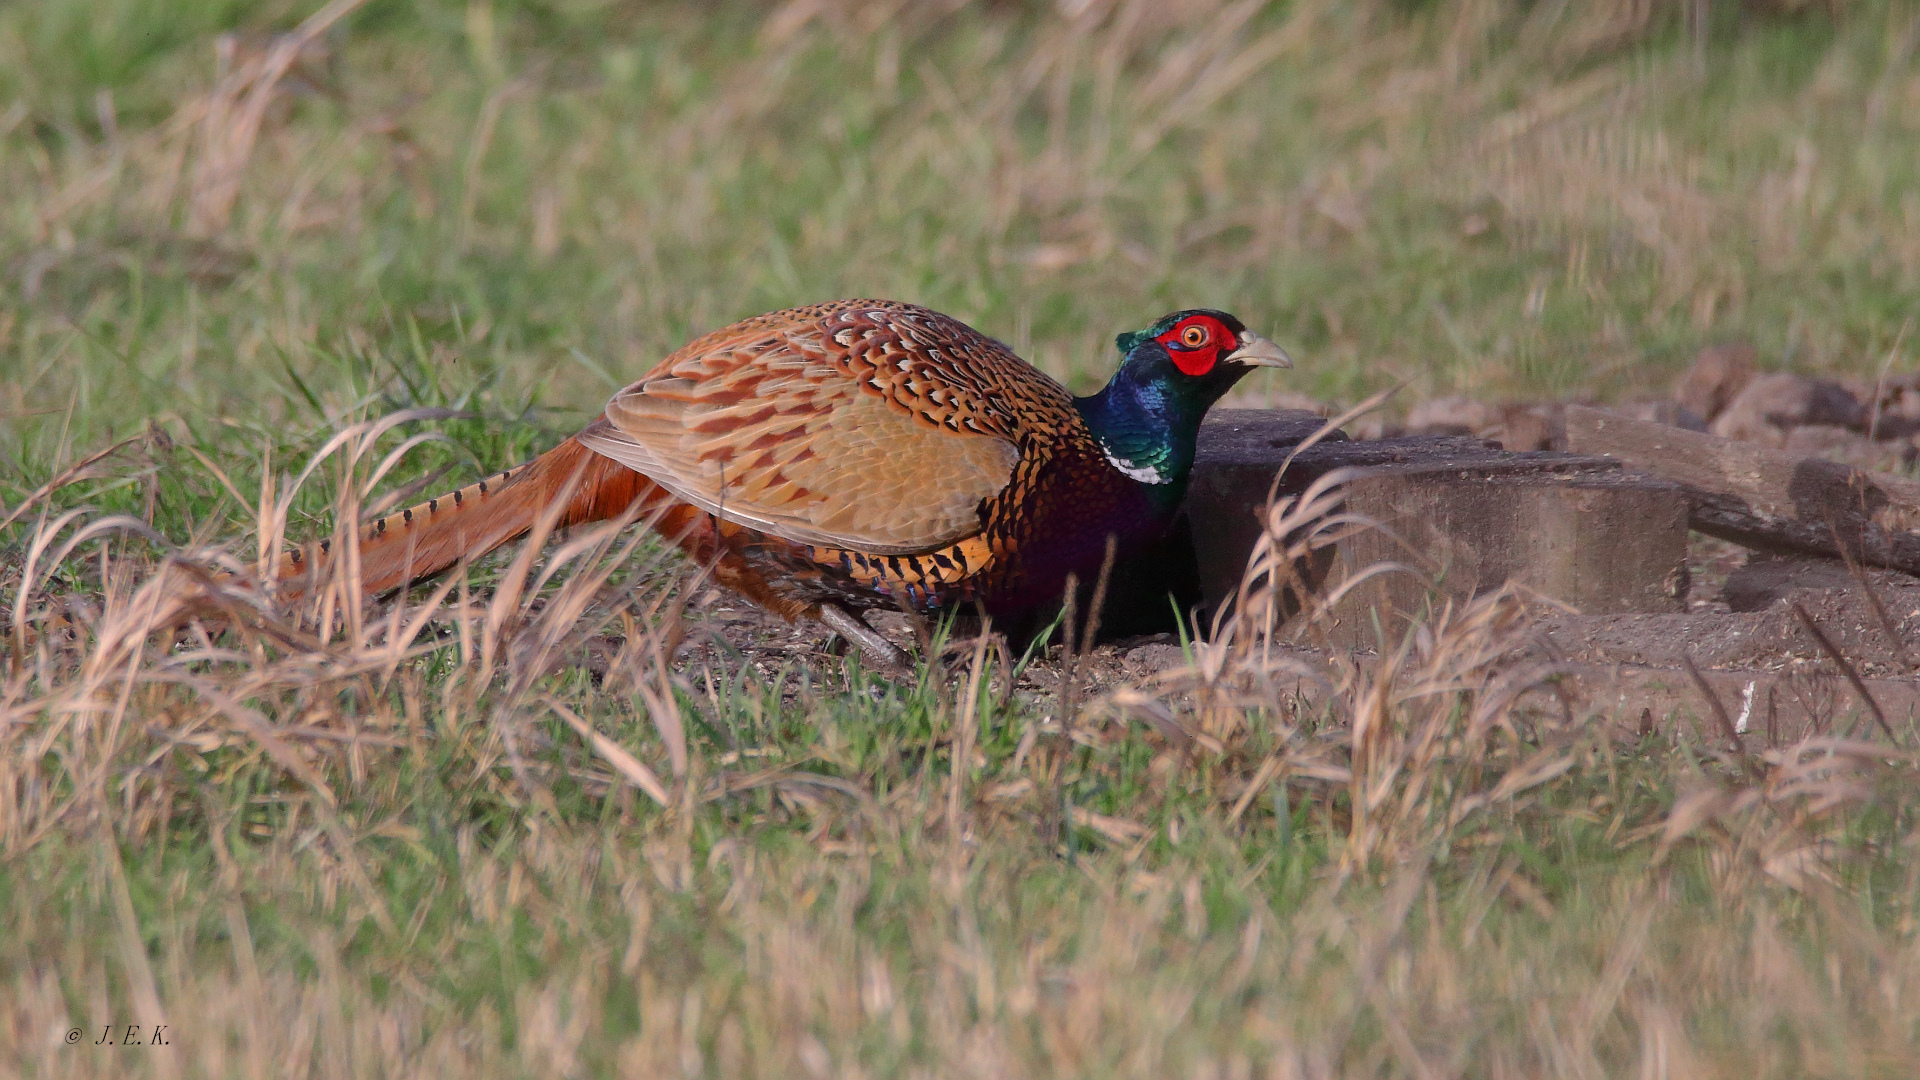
<box><xmin>5</xmin><ymin>0</ymin><xmax>1920</xmax><ymax>1075</ymax></box>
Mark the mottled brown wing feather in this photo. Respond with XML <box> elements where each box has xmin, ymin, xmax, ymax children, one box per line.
<box><xmin>577</xmin><ymin>300</ymin><xmax>1069</xmax><ymax>555</ymax></box>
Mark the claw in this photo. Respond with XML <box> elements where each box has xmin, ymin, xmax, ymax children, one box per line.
<box><xmin>818</xmin><ymin>603</ymin><xmax>914</xmax><ymax>671</ymax></box>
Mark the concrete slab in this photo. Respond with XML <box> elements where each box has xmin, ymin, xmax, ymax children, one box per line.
<box><xmin>1187</xmin><ymin>410</ymin><xmax>1692</xmax><ymax>641</ymax></box>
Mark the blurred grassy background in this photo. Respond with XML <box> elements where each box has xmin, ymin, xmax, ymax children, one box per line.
<box><xmin>6</xmin><ymin>0</ymin><xmax>1919</xmax><ymax>480</ymax></box>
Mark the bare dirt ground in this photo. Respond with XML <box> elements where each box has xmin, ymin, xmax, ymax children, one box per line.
<box><xmin>645</xmin><ymin>591</ymin><xmax>1197</xmax><ymax>703</ymax></box>
<box><xmin>604</xmin><ymin>531</ymin><xmax>1920</xmax><ymax>727</ymax></box>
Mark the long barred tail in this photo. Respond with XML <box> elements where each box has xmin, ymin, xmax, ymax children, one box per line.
<box><xmin>278</xmin><ymin>419</ymin><xmax>659</xmax><ymax>597</ymax></box>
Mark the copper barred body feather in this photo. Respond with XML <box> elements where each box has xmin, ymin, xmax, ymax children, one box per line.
<box><xmin>277</xmin><ymin>299</ymin><xmax>1291</xmax><ymax>651</ymax></box>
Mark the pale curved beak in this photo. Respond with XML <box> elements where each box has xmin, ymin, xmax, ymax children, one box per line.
<box><xmin>1225</xmin><ymin>332</ymin><xmax>1292</xmax><ymax>369</ymax></box>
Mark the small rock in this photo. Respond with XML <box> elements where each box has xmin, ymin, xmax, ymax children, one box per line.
<box><xmin>1809</xmin><ymin>381</ymin><xmax>1867</xmax><ymax>428</ymax></box>
<box><xmin>1673</xmin><ymin>342</ymin><xmax>1758</xmax><ymax>422</ymax></box>
<box><xmin>1123</xmin><ymin>642</ymin><xmax>1187</xmax><ymax>672</ymax></box>
<box><xmin>1406</xmin><ymin>396</ymin><xmax>1499</xmax><ymax>437</ymax></box>
<box><xmin>1710</xmin><ymin>373</ymin><xmax>1864</xmax><ymax>446</ymax></box>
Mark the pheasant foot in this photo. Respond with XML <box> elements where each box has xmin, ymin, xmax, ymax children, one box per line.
<box><xmin>817</xmin><ymin>603</ymin><xmax>914</xmax><ymax>671</ymax></box>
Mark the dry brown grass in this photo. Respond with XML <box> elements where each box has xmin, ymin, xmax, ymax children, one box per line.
<box><xmin>0</xmin><ymin>405</ymin><xmax>688</xmax><ymax>857</ymax></box>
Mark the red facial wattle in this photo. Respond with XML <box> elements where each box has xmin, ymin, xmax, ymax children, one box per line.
<box><xmin>1158</xmin><ymin>315</ymin><xmax>1229</xmax><ymax>377</ymax></box>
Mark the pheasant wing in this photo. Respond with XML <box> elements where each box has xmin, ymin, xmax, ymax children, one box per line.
<box><xmin>578</xmin><ymin>301</ymin><xmax>1069</xmax><ymax>555</ymax></box>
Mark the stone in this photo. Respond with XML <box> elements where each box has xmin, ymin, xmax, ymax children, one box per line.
<box><xmin>1186</xmin><ymin>412</ymin><xmax>1692</xmax><ymax>644</ymax></box>
<box><xmin>1122</xmin><ymin>641</ymin><xmax>1187</xmax><ymax>672</ymax></box>
<box><xmin>1710</xmin><ymin>372</ymin><xmax>1864</xmax><ymax>445</ymax></box>
<box><xmin>1183</xmin><ymin>409</ymin><xmax>1344</xmax><ymax>622</ymax></box>
<box><xmin>1673</xmin><ymin>342</ymin><xmax>1758</xmax><ymax>422</ymax></box>
<box><xmin>1815</xmin><ymin>382</ymin><xmax>1869</xmax><ymax>428</ymax></box>
<box><xmin>1315</xmin><ymin>457</ymin><xmax>1690</xmax><ymax>643</ymax></box>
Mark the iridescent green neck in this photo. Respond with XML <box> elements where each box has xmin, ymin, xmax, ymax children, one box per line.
<box><xmin>1074</xmin><ymin>342</ymin><xmax>1221</xmax><ymax>511</ymax></box>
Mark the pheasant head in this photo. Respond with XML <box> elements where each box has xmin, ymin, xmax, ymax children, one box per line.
<box><xmin>1075</xmin><ymin>308</ymin><xmax>1292</xmax><ymax>502</ymax></box>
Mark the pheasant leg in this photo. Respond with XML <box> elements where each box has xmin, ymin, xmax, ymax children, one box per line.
<box><xmin>817</xmin><ymin>603</ymin><xmax>914</xmax><ymax>671</ymax></box>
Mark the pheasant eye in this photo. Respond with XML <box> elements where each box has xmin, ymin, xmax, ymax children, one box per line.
<box><xmin>1180</xmin><ymin>324</ymin><xmax>1208</xmax><ymax>348</ymax></box>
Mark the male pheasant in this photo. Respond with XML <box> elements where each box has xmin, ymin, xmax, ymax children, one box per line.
<box><xmin>280</xmin><ymin>300</ymin><xmax>1290</xmax><ymax>664</ymax></box>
